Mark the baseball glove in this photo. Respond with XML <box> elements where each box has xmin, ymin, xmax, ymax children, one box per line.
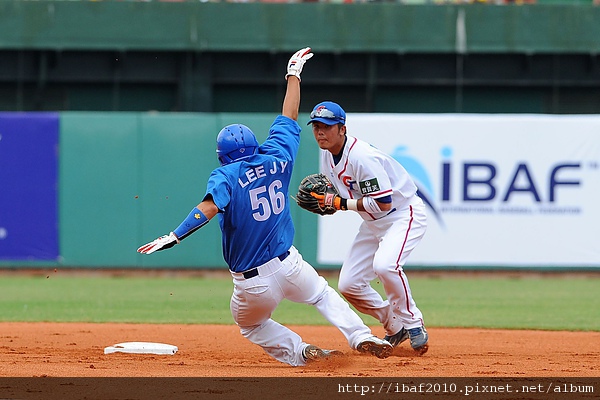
<box><xmin>296</xmin><ymin>173</ymin><xmax>339</xmax><ymax>215</ymax></box>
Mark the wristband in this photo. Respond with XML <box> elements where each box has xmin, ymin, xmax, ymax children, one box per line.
<box><xmin>173</xmin><ymin>207</ymin><xmax>209</xmax><ymax>240</ymax></box>
<box><xmin>340</xmin><ymin>198</ymin><xmax>358</xmax><ymax>211</ymax></box>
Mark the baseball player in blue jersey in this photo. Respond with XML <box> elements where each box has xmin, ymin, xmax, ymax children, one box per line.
<box><xmin>306</xmin><ymin>101</ymin><xmax>429</xmax><ymax>355</ymax></box>
<box><xmin>137</xmin><ymin>48</ymin><xmax>393</xmax><ymax>366</ymax></box>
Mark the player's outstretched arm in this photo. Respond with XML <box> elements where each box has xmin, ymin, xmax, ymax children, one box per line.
<box><xmin>137</xmin><ymin>198</ymin><xmax>219</xmax><ymax>254</ymax></box>
<box><xmin>282</xmin><ymin>47</ymin><xmax>313</xmax><ymax>121</ymax></box>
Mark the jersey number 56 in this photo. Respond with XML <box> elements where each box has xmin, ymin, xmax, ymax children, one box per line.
<box><xmin>249</xmin><ymin>180</ymin><xmax>285</xmax><ymax>222</ymax></box>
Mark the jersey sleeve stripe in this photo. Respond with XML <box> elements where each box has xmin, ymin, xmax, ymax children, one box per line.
<box><xmin>370</xmin><ymin>189</ymin><xmax>394</xmax><ymax>198</ymax></box>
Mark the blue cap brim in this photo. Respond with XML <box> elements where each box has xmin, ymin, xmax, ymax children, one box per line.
<box><xmin>307</xmin><ymin>117</ymin><xmax>342</xmax><ymax>126</ymax></box>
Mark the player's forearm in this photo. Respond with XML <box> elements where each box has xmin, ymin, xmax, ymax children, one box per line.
<box><xmin>172</xmin><ymin>208</ymin><xmax>208</xmax><ymax>241</ymax></box>
<box><xmin>339</xmin><ymin>197</ymin><xmax>391</xmax><ymax>213</ymax></box>
<box><xmin>282</xmin><ymin>76</ymin><xmax>300</xmax><ymax>121</ymax></box>
<box><xmin>174</xmin><ymin>200</ymin><xmax>219</xmax><ymax>239</ymax></box>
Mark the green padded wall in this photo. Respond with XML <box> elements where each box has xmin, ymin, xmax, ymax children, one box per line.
<box><xmin>60</xmin><ymin>113</ymin><xmax>140</xmax><ymax>267</ymax></box>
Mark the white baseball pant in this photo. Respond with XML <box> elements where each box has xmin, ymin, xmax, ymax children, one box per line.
<box><xmin>338</xmin><ymin>200</ymin><xmax>427</xmax><ymax>337</ymax></box>
<box><xmin>230</xmin><ymin>245</ymin><xmax>374</xmax><ymax>366</ymax></box>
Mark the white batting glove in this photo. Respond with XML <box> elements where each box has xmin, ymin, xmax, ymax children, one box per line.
<box><xmin>286</xmin><ymin>47</ymin><xmax>313</xmax><ymax>81</ymax></box>
<box><xmin>137</xmin><ymin>232</ymin><xmax>180</xmax><ymax>254</ymax></box>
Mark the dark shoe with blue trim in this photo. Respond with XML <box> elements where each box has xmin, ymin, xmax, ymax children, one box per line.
<box><xmin>383</xmin><ymin>327</ymin><xmax>410</xmax><ymax>348</ymax></box>
<box><xmin>407</xmin><ymin>326</ymin><xmax>429</xmax><ymax>355</ymax></box>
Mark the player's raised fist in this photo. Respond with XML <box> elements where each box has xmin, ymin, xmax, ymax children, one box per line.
<box><xmin>286</xmin><ymin>47</ymin><xmax>313</xmax><ymax>81</ymax></box>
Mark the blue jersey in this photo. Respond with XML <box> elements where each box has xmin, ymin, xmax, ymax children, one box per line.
<box><xmin>205</xmin><ymin>116</ymin><xmax>301</xmax><ymax>272</ymax></box>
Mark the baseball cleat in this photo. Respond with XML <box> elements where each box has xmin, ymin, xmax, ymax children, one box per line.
<box><xmin>302</xmin><ymin>344</ymin><xmax>343</xmax><ymax>362</ymax></box>
<box><xmin>384</xmin><ymin>327</ymin><xmax>410</xmax><ymax>348</ymax></box>
<box><xmin>356</xmin><ymin>336</ymin><xmax>393</xmax><ymax>359</ymax></box>
<box><xmin>407</xmin><ymin>326</ymin><xmax>429</xmax><ymax>355</ymax></box>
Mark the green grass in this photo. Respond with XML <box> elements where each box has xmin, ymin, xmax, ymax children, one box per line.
<box><xmin>0</xmin><ymin>273</ymin><xmax>598</xmax><ymax>331</ymax></box>
<box><xmin>410</xmin><ymin>275</ymin><xmax>600</xmax><ymax>331</ymax></box>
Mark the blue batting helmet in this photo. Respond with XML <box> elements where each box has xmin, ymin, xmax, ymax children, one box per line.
<box><xmin>216</xmin><ymin>124</ymin><xmax>259</xmax><ymax>166</ymax></box>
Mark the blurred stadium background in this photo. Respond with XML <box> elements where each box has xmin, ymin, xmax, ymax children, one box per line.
<box><xmin>1</xmin><ymin>0</ymin><xmax>599</xmax><ymax>271</ymax></box>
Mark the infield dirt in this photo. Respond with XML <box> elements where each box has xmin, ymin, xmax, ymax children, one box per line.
<box><xmin>1</xmin><ymin>322</ymin><xmax>598</xmax><ymax>377</ymax></box>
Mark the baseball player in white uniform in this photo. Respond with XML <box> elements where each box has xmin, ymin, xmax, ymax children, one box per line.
<box><xmin>307</xmin><ymin>101</ymin><xmax>429</xmax><ymax>354</ymax></box>
<box><xmin>137</xmin><ymin>50</ymin><xmax>394</xmax><ymax>366</ymax></box>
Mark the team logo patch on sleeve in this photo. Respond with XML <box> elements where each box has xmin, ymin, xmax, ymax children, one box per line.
<box><xmin>359</xmin><ymin>178</ymin><xmax>380</xmax><ymax>195</ymax></box>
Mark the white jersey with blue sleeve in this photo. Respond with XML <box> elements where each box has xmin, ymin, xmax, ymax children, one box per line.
<box><xmin>205</xmin><ymin>116</ymin><xmax>300</xmax><ymax>273</ymax></box>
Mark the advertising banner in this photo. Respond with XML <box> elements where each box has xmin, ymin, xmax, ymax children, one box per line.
<box><xmin>0</xmin><ymin>113</ymin><xmax>59</xmax><ymax>260</ymax></box>
<box><xmin>317</xmin><ymin>114</ymin><xmax>600</xmax><ymax>268</ymax></box>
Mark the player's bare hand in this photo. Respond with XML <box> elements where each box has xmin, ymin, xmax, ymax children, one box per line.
<box><xmin>286</xmin><ymin>47</ymin><xmax>313</xmax><ymax>81</ymax></box>
<box><xmin>137</xmin><ymin>232</ymin><xmax>180</xmax><ymax>254</ymax></box>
